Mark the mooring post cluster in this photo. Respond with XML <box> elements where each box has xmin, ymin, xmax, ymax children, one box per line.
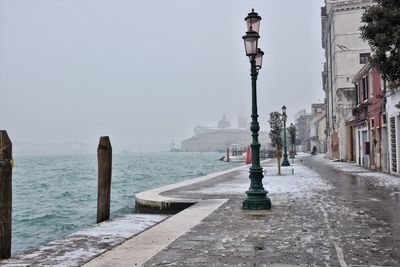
<box><xmin>0</xmin><ymin>132</ymin><xmax>113</xmax><ymax>260</ymax></box>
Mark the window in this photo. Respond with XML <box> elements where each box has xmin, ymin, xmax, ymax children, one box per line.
<box><xmin>362</xmin><ymin>75</ymin><xmax>369</xmax><ymax>101</ymax></box>
<box><xmin>369</xmin><ymin>70</ymin><xmax>374</xmax><ymax>97</ymax></box>
<box><xmin>360</xmin><ymin>53</ymin><xmax>371</xmax><ymax>64</ymax></box>
<box><xmin>390</xmin><ymin>117</ymin><xmax>397</xmax><ymax>172</ymax></box>
<box><xmin>355</xmin><ymin>83</ymin><xmax>359</xmax><ymax>105</ymax></box>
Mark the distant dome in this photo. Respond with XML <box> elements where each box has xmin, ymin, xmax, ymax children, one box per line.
<box><xmin>218</xmin><ymin>114</ymin><xmax>231</xmax><ymax>129</ymax></box>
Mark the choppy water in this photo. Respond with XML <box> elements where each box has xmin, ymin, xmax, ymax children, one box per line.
<box><xmin>11</xmin><ymin>152</ymin><xmax>236</xmax><ymax>255</ymax></box>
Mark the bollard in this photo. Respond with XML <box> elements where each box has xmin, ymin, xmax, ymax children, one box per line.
<box><xmin>0</xmin><ymin>131</ymin><xmax>12</xmax><ymax>259</ymax></box>
<box><xmin>248</xmin><ymin>146</ymin><xmax>252</xmax><ymax>163</ymax></box>
<box><xmin>97</xmin><ymin>136</ymin><xmax>112</xmax><ymax>223</ymax></box>
<box><xmin>292</xmin><ymin>168</ymin><xmax>294</xmax><ymax>175</ymax></box>
<box><xmin>245</xmin><ymin>146</ymin><xmax>251</xmax><ymax>164</ymax></box>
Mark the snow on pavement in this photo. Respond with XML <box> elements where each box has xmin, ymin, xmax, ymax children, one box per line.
<box><xmin>185</xmin><ymin>161</ymin><xmax>332</xmax><ymax>198</ymax></box>
<box><xmin>0</xmin><ymin>214</ymin><xmax>168</xmax><ymax>267</ymax></box>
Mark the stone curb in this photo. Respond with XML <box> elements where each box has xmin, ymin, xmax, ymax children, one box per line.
<box><xmin>134</xmin><ymin>163</ymin><xmax>251</xmax><ymax>213</ymax></box>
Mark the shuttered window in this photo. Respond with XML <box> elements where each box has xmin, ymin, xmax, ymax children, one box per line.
<box><xmin>390</xmin><ymin>117</ymin><xmax>397</xmax><ymax>172</ymax></box>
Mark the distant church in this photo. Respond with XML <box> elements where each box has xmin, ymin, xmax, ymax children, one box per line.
<box><xmin>181</xmin><ymin>114</ymin><xmax>270</xmax><ymax>152</ymax></box>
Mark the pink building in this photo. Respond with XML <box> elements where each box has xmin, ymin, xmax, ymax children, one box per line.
<box><xmin>346</xmin><ymin>62</ymin><xmax>386</xmax><ymax>170</ymax></box>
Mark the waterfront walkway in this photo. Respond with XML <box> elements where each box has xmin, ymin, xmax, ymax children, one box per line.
<box><xmin>2</xmin><ymin>154</ymin><xmax>400</xmax><ymax>266</ymax></box>
<box><xmin>87</xmin><ymin>154</ymin><xmax>400</xmax><ymax>266</ymax></box>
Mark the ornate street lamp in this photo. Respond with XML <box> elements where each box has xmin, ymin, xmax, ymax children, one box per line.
<box><xmin>245</xmin><ymin>9</ymin><xmax>262</xmax><ymax>33</ymax></box>
<box><xmin>255</xmin><ymin>48</ymin><xmax>264</xmax><ymax>70</ymax></box>
<box><xmin>281</xmin><ymin>105</ymin><xmax>290</xmax><ymax>166</ymax></box>
<box><xmin>242</xmin><ymin>9</ymin><xmax>271</xmax><ymax>210</ymax></box>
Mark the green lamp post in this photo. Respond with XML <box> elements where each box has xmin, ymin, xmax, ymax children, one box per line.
<box><xmin>242</xmin><ymin>9</ymin><xmax>271</xmax><ymax>210</ymax></box>
<box><xmin>281</xmin><ymin>105</ymin><xmax>290</xmax><ymax>166</ymax></box>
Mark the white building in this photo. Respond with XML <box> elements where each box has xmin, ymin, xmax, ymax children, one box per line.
<box><xmin>321</xmin><ymin>0</ymin><xmax>373</xmax><ymax>160</ymax></box>
<box><xmin>386</xmin><ymin>85</ymin><xmax>400</xmax><ymax>174</ymax></box>
<box><xmin>295</xmin><ymin>110</ymin><xmax>313</xmax><ymax>152</ymax></box>
<box><xmin>309</xmin><ymin>103</ymin><xmax>327</xmax><ymax>153</ymax></box>
<box><xmin>181</xmin><ymin>115</ymin><xmax>269</xmax><ymax>152</ymax></box>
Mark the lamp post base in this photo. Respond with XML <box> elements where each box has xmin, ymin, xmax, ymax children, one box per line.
<box><xmin>281</xmin><ymin>158</ymin><xmax>290</xmax><ymax>166</ymax></box>
<box><xmin>243</xmin><ymin>190</ymin><xmax>271</xmax><ymax>210</ymax></box>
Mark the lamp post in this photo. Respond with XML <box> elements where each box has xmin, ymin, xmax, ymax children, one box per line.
<box><xmin>281</xmin><ymin>105</ymin><xmax>290</xmax><ymax>166</ymax></box>
<box><xmin>242</xmin><ymin>9</ymin><xmax>271</xmax><ymax>210</ymax></box>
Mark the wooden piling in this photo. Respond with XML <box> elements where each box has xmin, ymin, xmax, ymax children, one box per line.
<box><xmin>0</xmin><ymin>131</ymin><xmax>12</xmax><ymax>259</ymax></box>
<box><xmin>97</xmin><ymin>136</ymin><xmax>112</xmax><ymax>223</ymax></box>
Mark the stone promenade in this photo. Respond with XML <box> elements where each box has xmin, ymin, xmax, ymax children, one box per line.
<box><xmin>86</xmin><ymin>154</ymin><xmax>400</xmax><ymax>266</ymax></box>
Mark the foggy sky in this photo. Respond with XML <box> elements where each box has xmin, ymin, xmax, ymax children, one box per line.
<box><xmin>0</xmin><ymin>0</ymin><xmax>325</xmax><ymax>152</ymax></box>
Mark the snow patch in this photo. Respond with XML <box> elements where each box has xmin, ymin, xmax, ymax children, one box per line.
<box><xmin>1</xmin><ymin>214</ymin><xmax>168</xmax><ymax>267</ymax></box>
<box><xmin>186</xmin><ymin>163</ymin><xmax>332</xmax><ymax>197</ymax></box>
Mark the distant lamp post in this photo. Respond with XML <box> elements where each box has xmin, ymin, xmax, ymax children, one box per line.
<box><xmin>281</xmin><ymin>105</ymin><xmax>290</xmax><ymax>166</ymax></box>
<box><xmin>242</xmin><ymin>9</ymin><xmax>271</xmax><ymax>210</ymax></box>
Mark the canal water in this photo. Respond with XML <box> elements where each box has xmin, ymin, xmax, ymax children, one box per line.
<box><xmin>11</xmin><ymin>152</ymin><xmax>235</xmax><ymax>255</ymax></box>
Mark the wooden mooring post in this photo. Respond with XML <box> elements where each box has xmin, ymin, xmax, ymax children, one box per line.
<box><xmin>97</xmin><ymin>136</ymin><xmax>112</xmax><ymax>223</ymax></box>
<box><xmin>0</xmin><ymin>131</ymin><xmax>12</xmax><ymax>259</ymax></box>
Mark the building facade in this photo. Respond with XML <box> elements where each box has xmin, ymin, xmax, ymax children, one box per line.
<box><xmin>309</xmin><ymin>103</ymin><xmax>327</xmax><ymax>153</ymax></box>
<box><xmin>321</xmin><ymin>0</ymin><xmax>373</xmax><ymax>160</ymax></box>
<box><xmin>385</xmin><ymin>83</ymin><xmax>400</xmax><ymax>174</ymax></box>
<box><xmin>347</xmin><ymin>63</ymin><xmax>386</xmax><ymax>170</ymax></box>
<box><xmin>295</xmin><ymin>110</ymin><xmax>313</xmax><ymax>152</ymax></box>
<box><xmin>181</xmin><ymin>115</ymin><xmax>269</xmax><ymax>152</ymax></box>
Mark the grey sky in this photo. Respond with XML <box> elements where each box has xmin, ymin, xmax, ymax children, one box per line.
<box><xmin>0</xmin><ymin>0</ymin><xmax>325</xmax><ymax>152</ymax></box>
